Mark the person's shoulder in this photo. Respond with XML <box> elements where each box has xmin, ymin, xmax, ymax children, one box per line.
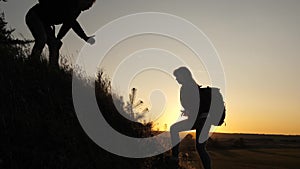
<box><xmin>31</xmin><ymin>3</ymin><xmax>41</xmax><ymax>10</ymax></box>
<box><xmin>29</xmin><ymin>4</ymin><xmax>43</xmax><ymax>14</ymax></box>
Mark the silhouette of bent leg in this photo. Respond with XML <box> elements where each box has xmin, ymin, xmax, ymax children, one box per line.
<box><xmin>25</xmin><ymin>8</ymin><xmax>47</xmax><ymax>61</ymax></box>
<box><xmin>170</xmin><ymin>120</ymin><xmax>192</xmax><ymax>159</ymax></box>
<box><xmin>47</xmin><ymin>27</ymin><xmax>62</xmax><ymax>68</ymax></box>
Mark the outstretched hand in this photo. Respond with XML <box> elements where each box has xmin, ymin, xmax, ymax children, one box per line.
<box><xmin>86</xmin><ymin>35</ymin><xmax>95</xmax><ymax>45</ymax></box>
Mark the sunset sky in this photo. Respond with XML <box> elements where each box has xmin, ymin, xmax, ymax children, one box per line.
<box><xmin>2</xmin><ymin>0</ymin><xmax>300</xmax><ymax>135</ymax></box>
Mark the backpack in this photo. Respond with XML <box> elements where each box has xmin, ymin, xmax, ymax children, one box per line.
<box><xmin>198</xmin><ymin>86</ymin><xmax>226</xmax><ymax>126</ymax></box>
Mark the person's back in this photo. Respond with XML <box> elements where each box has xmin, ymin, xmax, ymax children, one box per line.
<box><xmin>37</xmin><ymin>0</ymin><xmax>79</xmax><ymax>25</ymax></box>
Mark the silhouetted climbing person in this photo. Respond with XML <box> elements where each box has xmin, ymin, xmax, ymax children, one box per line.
<box><xmin>25</xmin><ymin>0</ymin><xmax>96</xmax><ymax>67</ymax></box>
<box><xmin>170</xmin><ymin>67</ymin><xmax>212</xmax><ymax>169</ymax></box>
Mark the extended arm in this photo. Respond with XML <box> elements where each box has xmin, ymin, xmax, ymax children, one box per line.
<box><xmin>57</xmin><ymin>19</ymin><xmax>88</xmax><ymax>41</ymax></box>
<box><xmin>71</xmin><ymin>20</ymin><xmax>89</xmax><ymax>41</ymax></box>
<box><xmin>56</xmin><ymin>23</ymin><xmax>72</xmax><ymax>40</ymax></box>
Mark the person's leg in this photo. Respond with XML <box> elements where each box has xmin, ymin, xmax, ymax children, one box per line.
<box><xmin>195</xmin><ymin>119</ymin><xmax>211</xmax><ymax>169</ymax></box>
<box><xmin>25</xmin><ymin>8</ymin><xmax>47</xmax><ymax>61</ymax></box>
<box><xmin>170</xmin><ymin>120</ymin><xmax>191</xmax><ymax>159</ymax></box>
<box><xmin>46</xmin><ymin>26</ymin><xmax>62</xmax><ymax>68</ymax></box>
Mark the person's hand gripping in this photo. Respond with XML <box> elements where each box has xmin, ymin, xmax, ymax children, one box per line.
<box><xmin>86</xmin><ymin>35</ymin><xmax>95</xmax><ymax>45</ymax></box>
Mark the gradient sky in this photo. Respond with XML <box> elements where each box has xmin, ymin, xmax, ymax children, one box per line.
<box><xmin>2</xmin><ymin>0</ymin><xmax>300</xmax><ymax>135</ymax></box>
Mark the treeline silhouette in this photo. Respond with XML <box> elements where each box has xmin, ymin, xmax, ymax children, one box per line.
<box><xmin>0</xmin><ymin>12</ymin><xmax>176</xmax><ymax>169</ymax></box>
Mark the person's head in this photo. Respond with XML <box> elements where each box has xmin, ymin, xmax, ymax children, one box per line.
<box><xmin>78</xmin><ymin>0</ymin><xmax>96</xmax><ymax>11</ymax></box>
<box><xmin>173</xmin><ymin>67</ymin><xmax>193</xmax><ymax>85</ymax></box>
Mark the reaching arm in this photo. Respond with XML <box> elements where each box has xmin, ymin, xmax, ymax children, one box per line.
<box><xmin>57</xmin><ymin>23</ymin><xmax>72</xmax><ymax>40</ymax></box>
<box><xmin>71</xmin><ymin>20</ymin><xmax>89</xmax><ymax>41</ymax></box>
<box><xmin>56</xmin><ymin>9</ymin><xmax>88</xmax><ymax>40</ymax></box>
<box><xmin>57</xmin><ymin>19</ymin><xmax>88</xmax><ymax>41</ymax></box>
<box><xmin>56</xmin><ymin>9</ymin><xmax>95</xmax><ymax>45</ymax></box>
<box><xmin>57</xmin><ymin>19</ymin><xmax>95</xmax><ymax>45</ymax></box>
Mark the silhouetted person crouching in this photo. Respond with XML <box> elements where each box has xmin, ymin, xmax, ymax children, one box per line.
<box><xmin>25</xmin><ymin>0</ymin><xmax>96</xmax><ymax>67</ymax></box>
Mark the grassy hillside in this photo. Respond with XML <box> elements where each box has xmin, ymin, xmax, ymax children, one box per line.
<box><xmin>0</xmin><ymin>51</ymin><xmax>155</xmax><ymax>169</ymax></box>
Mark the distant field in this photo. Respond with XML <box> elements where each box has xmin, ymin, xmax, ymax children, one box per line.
<box><xmin>177</xmin><ymin>133</ymin><xmax>300</xmax><ymax>169</ymax></box>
